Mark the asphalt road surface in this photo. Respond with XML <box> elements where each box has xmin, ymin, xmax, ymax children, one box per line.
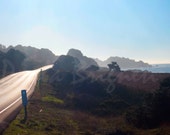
<box><xmin>0</xmin><ymin>65</ymin><xmax>52</xmax><ymax>132</ymax></box>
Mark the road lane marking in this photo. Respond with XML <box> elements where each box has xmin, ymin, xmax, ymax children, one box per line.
<box><xmin>0</xmin><ymin>65</ymin><xmax>51</xmax><ymax>115</ymax></box>
<box><xmin>0</xmin><ymin>72</ymin><xmax>37</xmax><ymax>114</ymax></box>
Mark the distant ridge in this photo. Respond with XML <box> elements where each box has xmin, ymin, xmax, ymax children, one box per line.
<box><xmin>10</xmin><ymin>45</ymin><xmax>57</xmax><ymax>65</ymax></box>
<box><xmin>67</xmin><ymin>48</ymin><xmax>98</xmax><ymax>69</ymax></box>
<box><xmin>95</xmin><ymin>56</ymin><xmax>151</xmax><ymax>69</ymax></box>
<box><xmin>0</xmin><ymin>44</ymin><xmax>151</xmax><ymax>69</ymax></box>
<box><xmin>0</xmin><ymin>44</ymin><xmax>58</xmax><ymax>69</ymax></box>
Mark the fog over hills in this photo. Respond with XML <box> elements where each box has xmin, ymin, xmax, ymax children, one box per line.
<box><xmin>67</xmin><ymin>48</ymin><xmax>98</xmax><ymax>69</ymax></box>
<box><xmin>0</xmin><ymin>44</ymin><xmax>58</xmax><ymax>70</ymax></box>
<box><xmin>8</xmin><ymin>45</ymin><xmax>57</xmax><ymax>65</ymax></box>
<box><xmin>95</xmin><ymin>57</ymin><xmax>151</xmax><ymax>69</ymax></box>
<box><xmin>0</xmin><ymin>44</ymin><xmax>151</xmax><ymax>70</ymax></box>
<box><xmin>67</xmin><ymin>48</ymin><xmax>151</xmax><ymax>69</ymax></box>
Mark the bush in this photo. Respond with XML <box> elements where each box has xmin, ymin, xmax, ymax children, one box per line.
<box><xmin>126</xmin><ymin>77</ymin><xmax>170</xmax><ymax>129</ymax></box>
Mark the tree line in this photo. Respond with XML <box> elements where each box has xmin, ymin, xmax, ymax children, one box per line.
<box><xmin>0</xmin><ymin>49</ymin><xmax>25</xmax><ymax>77</ymax></box>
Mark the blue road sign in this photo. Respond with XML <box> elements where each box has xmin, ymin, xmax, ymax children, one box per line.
<box><xmin>21</xmin><ymin>90</ymin><xmax>28</xmax><ymax>106</ymax></box>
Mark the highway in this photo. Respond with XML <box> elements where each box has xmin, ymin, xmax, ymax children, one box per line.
<box><xmin>0</xmin><ymin>65</ymin><xmax>52</xmax><ymax>132</ymax></box>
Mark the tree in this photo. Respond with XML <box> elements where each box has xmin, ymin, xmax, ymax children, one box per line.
<box><xmin>0</xmin><ymin>51</ymin><xmax>5</xmax><ymax>76</ymax></box>
<box><xmin>53</xmin><ymin>55</ymin><xmax>80</xmax><ymax>72</ymax></box>
<box><xmin>107</xmin><ymin>62</ymin><xmax>120</xmax><ymax>72</ymax></box>
<box><xmin>5</xmin><ymin>49</ymin><xmax>26</xmax><ymax>72</ymax></box>
<box><xmin>85</xmin><ymin>65</ymin><xmax>99</xmax><ymax>71</ymax></box>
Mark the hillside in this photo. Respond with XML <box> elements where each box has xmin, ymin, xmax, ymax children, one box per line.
<box><xmin>0</xmin><ymin>44</ymin><xmax>58</xmax><ymax>70</ymax></box>
<box><xmin>95</xmin><ymin>57</ymin><xmax>151</xmax><ymax>69</ymax></box>
<box><xmin>0</xmin><ymin>44</ymin><xmax>6</xmax><ymax>52</ymax></box>
<box><xmin>0</xmin><ymin>44</ymin><xmax>151</xmax><ymax>70</ymax></box>
<box><xmin>67</xmin><ymin>49</ymin><xmax>98</xmax><ymax>69</ymax></box>
<box><xmin>0</xmin><ymin>49</ymin><xmax>26</xmax><ymax>77</ymax></box>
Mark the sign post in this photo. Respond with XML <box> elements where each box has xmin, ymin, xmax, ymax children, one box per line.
<box><xmin>21</xmin><ymin>90</ymin><xmax>28</xmax><ymax>123</ymax></box>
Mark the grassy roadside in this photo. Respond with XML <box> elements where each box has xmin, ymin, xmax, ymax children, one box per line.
<box><xmin>3</xmin><ymin>71</ymin><xmax>170</xmax><ymax>135</ymax></box>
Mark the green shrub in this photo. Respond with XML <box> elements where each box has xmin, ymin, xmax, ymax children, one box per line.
<box><xmin>42</xmin><ymin>96</ymin><xmax>64</xmax><ymax>104</ymax></box>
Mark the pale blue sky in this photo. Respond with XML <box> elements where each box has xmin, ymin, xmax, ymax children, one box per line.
<box><xmin>0</xmin><ymin>0</ymin><xmax>170</xmax><ymax>64</ymax></box>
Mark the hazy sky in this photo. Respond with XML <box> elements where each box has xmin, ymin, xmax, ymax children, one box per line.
<box><xmin>0</xmin><ymin>0</ymin><xmax>170</xmax><ymax>64</ymax></box>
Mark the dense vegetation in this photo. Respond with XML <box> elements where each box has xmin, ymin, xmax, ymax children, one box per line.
<box><xmin>46</xmin><ymin>56</ymin><xmax>140</xmax><ymax>116</ymax></box>
<box><xmin>0</xmin><ymin>44</ymin><xmax>57</xmax><ymax>71</ymax></box>
<box><xmin>48</xmin><ymin>56</ymin><xmax>170</xmax><ymax>126</ymax></box>
<box><xmin>0</xmin><ymin>44</ymin><xmax>58</xmax><ymax>77</ymax></box>
<box><xmin>46</xmin><ymin>56</ymin><xmax>170</xmax><ymax>132</ymax></box>
<box><xmin>3</xmin><ymin>69</ymin><xmax>170</xmax><ymax>135</ymax></box>
<box><xmin>126</xmin><ymin>77</ymin><xmax>170</xmax><ymax>129</ymax></box>
<box><xmin>47</xmin><ymin>69</ymin><xmax>145</xmax><ymax>116</ymax></box>
<box><xmin>0</xmin><ymin>49</ymin><xmax>26</xmax><ymax>77</ymax></box>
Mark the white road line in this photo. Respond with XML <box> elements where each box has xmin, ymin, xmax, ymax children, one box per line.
<box><xmin>0</xmin><ymin>65</ymin><xmax>52</xmax><ymax>115</ymax></box>
<box><xmin>0</xmin><ymin>73</ymin><xmax>38</xmax><ymax>114</ymax></box>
